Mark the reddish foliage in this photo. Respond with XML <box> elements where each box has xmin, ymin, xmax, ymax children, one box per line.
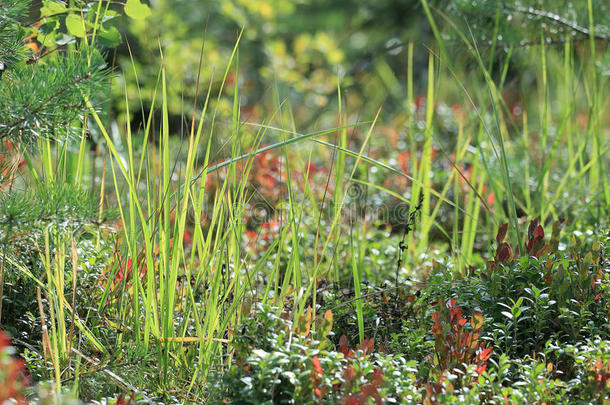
<box><xmin>490</xmin><ymin>219</ymin><xmax>556</xmax><ymax>272</ymax></box>
<box><xmin>397</xmin><ymin>151</ymin><xmax>411</xmax><ymax>174</ymax></box>
<box><xmin>312</xmin><ymin>336</ymin><xmax>385</xmax><ymax>404</ymax></box>
<box><xmin>422</xmin><ymin>374</ymin><xmax>451</xmax><ymax>405</ymax></box>
<box><xmin>430</xmin><ymin>299</ymin><xmax>492</xmax><ymax>383</ymax></box>
<box><xmin>312</xmin><ymin>355</ymin><xmax>328</xmax><ymax>400</ymax></box>
<box><xmin>487</xmin><ymin>219</ymin><xmax>575</xmax><ymax>283</ymax></box>
<box><xmin>0</xmin><ymin>331</ymin><xmax>29</xmax><ymax>404</ymax></box>
<box><xmin>338</xmin><ymin>335</ymin><xmax>375</xmax><ymax>359</ymax></box>
<box><xmin>414</xmin><ymin>94</ymin><xmax>426</xmax><ymax>111</ymax></box>
<box><xmin>206</xmin><ymin>147</ymin><xmax>289</xmax><ymax>203</ymax></box>
<box><xmin>590</xmin><ymin>358</ymin><xmax>610</xmax><ymax>393</ymax></box>
<box><xmin>115</xmin><ymin>393</ymin><xmax>137</xmax><ymax>405</ymax></box>
<box><xmin>526</xmin><ymin>218</ymin><xmax>550</xmax><ymax>257</ymax></box>
<box><xmin>488</xmin><ymin>223</ymin><xmax>514</xmax><ymax>270</ymax></box>
<box><xmin>182</xmin><ymin>229</ymin><xmax>193</xmax><ymax>246</ymax></box>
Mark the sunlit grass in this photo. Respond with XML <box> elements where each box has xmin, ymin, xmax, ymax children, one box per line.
<box><xmin>5</xmin><ymin>2</ymin><xmax>607</xmax><ymax>402</ymax></box>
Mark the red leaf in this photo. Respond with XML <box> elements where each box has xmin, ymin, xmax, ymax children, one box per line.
<box><xmin>469</xmin><ymin>333</ymin><xmax>480</xmax><ymax>349</ymax></box>
<box><xmin>533</xmin><ymin>224</ymin><xmax>544</xmax><ymax>240</ymax></box>
<box><xmin>339</xmin><ymin>335</ymin><xmax>351</xmax><ymax>357</ymax></box>
<box><xmin>478</xmin><ymin>347</ymin><xmax>492</xmax><ymax>362</ymax></box>
<box><xmin>0</xmin><ymin>332</ymin><xmax>9</xmax><ymax>348</ymax></box>
<box><xmin>344</xmin><ymin>365</ymin><xmax>355</xmax><ymax>384</ymax></box>
<box><xmin>496</xmin><ymin>223</ymin><xmax>508</xmax><ymax>245</ymax></box>
<box><xmin>470</xmin><ymin>310</ymin><xmax>484</xmax><ymax>330</ymax></box>
<box><xmin>361</xmin><ymin>384</ymin><xmax>382</xmax><ymax>405</ymax></box>
<box><xmin>497</xmin><ymin>243</ymin><xmax>512</xmax><ymax>263</ymax></box>
<box><xmin>360</xmin><ymin>337</ymin><xmax>375</xmax><ymax>355</ymax></box>
<box><xmin>372</xmin><ymin>368</ymin><xmax>384</xmax><ymax>386</ymax></box>
<box><xmin>312</xmin><ymin>356</ymin><xmax>323</xmax><ymax>375</ymax></box>
<box><xmin>460</xmin><ymin>332</ymin><xmax>472</xmax><ymax>349</ymax></box>
<box><xmin>343</xmin><ymin>396</ymin><xmax>360</xmax><ymax>405</ymax></box>
<box><xmin>183</xmin><ymin>230</ymin><xmax>193</xmax><ymax>246</ymax></box>
<box><xmin>535</xmin><ymin>245</ymin><xmax>551</xmax><ymax>258</ymax></box>
<box><xmin>528</xmin><ymin>218</ymin><xmax>540</xmax><ymax>241</ymax></box>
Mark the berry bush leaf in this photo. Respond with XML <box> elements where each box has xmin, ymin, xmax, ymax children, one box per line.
<box><xmin>124</xmin><ymin>0</ymin><xmax>152</xmax><ymax>20</ymax></box>
<box><xmin>65</xmin><ymin>13</ymin><xmax>86</xmax><ymax>38</ymax></box>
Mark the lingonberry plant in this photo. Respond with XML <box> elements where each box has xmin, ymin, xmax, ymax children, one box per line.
<box><xmin>430</xmin><ymin>299</ymin><xmax>492</xmax><ymax>384</ymax></box>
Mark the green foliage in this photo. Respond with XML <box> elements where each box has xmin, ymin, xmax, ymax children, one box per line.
<box><xmin>0</xmin><ymin>1</ymin><xmax>114</xmax><ymax>244</ymax></box>
<box><xmin>0</xmin><ymin>1</ymin><xmax>114</xmax><ymax>145</ymax></box>
<box><xmin>114</xmin><ymin>0</ymin><xmax>429</xmax><ymax>122</ymax></box>
<box><xmin>0</xmin><ymin>48</ymin><xmax>108</xmax><ymax>145</ymax></box>
<box><xmin>433</xmin><ymin>0</ymin><xmax>609</xmax><ymax>48</ymax></box>
<box><xmin>421</xmin><ymin>221</ymin><xmax>609</xmax><ymax>357</ymax></box>
<box><xmin>209</xmin><ymin>304</ymin><xmax>422</xmax><ymax>404</ymax></box>
<box><xmin>0</xmin><ymin>0</ymin><xmax>607</xmax><ymax>403</ymax></box>
<box><xmin>0</xmin><ymin>0</ymin><xmax>31</xmax><ymax>66</ymax></box>
<box><xmin>124</xmin><ymin>0</ymin><xmax>152</xmax><ymax>20</ymax></box>
<box><xmin>0</xmin><ymin>3</ymin><xmax>118</xmax><ymax>400</ymax></box>
<box><xmin>211</xmin><ymin>280</ymin><xmax>610</xmax><ymax>404</ymax></box>
<box><xmin>36</xmin><ymin>0</ymin><xmax>123</xmax><ymax>49</ymax></box>
<box><xmin>551</xmin><ymin>339</ymin><xmax>610</xmax><ymax>401</ymax></box>
<box><xmin>0</xmin><ymin>183</ymin><xmax>103</xmax><ymax>247</ymax></box>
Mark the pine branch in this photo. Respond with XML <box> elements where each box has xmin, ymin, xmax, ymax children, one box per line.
<box><xmin>0</xmin><ymin>0</ymin><xmax>31</xmax><ymax>65</ymax></box>
<box><xmin>0</xmin><ymin>183</ymin><xmax>113</xmax><ymax>238</ymax></box>
<box><xmin>0</xmin><ymin>49</ymin><xmax>109</xmax><ymax>145</ymax></box>
<box><xmin>2</xmin><ymin>71</ymin><xmax>93</xmax><ymax>138</ymax></box>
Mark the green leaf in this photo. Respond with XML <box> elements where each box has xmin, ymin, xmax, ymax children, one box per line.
<box><xmin>102</xmin><ymin>10</ymin><xmax>120</xmax><ymax>23</ymax></box>
<box><xmin>97</xmin><ymin>26</ymin><xmax>121</xmax><ymax>48</ymax></box>
<box><xmin>40</xmin><ymin>31</ymin><xmax>57</xmax><ymax>48</ymax></box>
<box><xmin>65</xmin><ymin>14</ymin><xmax>86</xmax><ymax>38</ymax></box>
<box><xmin>38</xmin><ymin>20</ymin><xmax>59</xmax><ymax>35</ymax></box>
<box><xmin>41</xmin><ymin>1</ymin><xmax>67</xmax><ymax>17</ymax></box>
<box><xmin>124</xmin><ymin>0</ymin><xmax>152</xmax><ymax>20</ymax></box>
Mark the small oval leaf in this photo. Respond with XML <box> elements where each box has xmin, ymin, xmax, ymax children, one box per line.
<box><xmin>41</xmin><ymin>1</ymin><xmax>67</xmax><ymax>17</ymax></box>
<box><xmin>125</xmin><ymin>0</ymin><xmax>152</xmax><ymax>20</ymax></box>
<box><xmin>98</xmin><ymin>26</ymin><xmax>121</xmax><ymax>48</ymax></box>
<box><xmin>66</xmin><ymin>14</ymin><xmax>86</xmax><ymax>38</ymax></box>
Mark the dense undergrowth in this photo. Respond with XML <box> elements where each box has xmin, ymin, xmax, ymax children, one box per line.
<box><xmin>203</xmin><ymin>221</ymin><xmax>609</xmax><ymax>404</ymax></box>
<box><xmin>0</xmin><ymin>0</ymin><xmax>608</xmax><ymax>404</ymax></box>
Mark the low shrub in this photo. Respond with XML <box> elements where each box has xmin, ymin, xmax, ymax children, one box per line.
<box><xmin>208</xmin><ymin>304</ymin><xmax>422</xmax><ymax>404</ymax></box>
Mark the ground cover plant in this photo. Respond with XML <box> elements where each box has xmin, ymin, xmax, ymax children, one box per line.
<box><xmin>0</xmin><ymin>0</ymin><xmax>608</xmax><ymax>403</ymax></box>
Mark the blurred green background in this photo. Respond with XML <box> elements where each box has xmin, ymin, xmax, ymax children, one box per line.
<box><xmin>100</xmin><ymin>0</ymin><xmax>608</xmax><ymax>135</ymax></box>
